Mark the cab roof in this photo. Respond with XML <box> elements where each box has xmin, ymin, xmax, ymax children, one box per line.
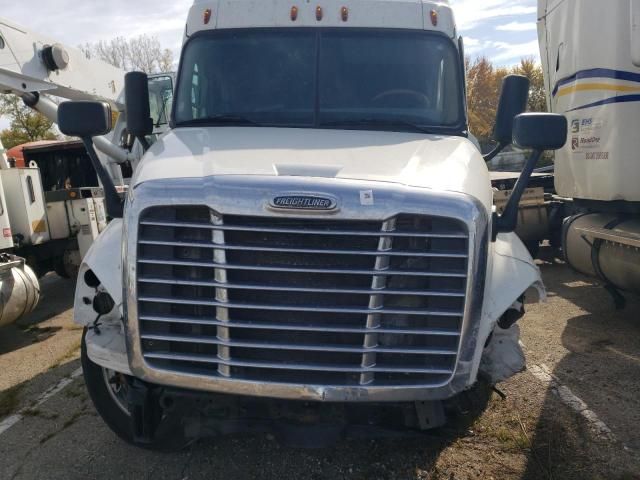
<box><xmin>186</xmin><ymin>0</ymin><xmax>456</xmax><ymax>38</ymax></box>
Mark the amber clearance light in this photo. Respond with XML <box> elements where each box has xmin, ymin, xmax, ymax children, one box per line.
<box><xmin>341</xmin><ymin>6</ymin><xmax>349</xmax><ymax>22</ymax></box>
<box><xmin>291</xmin><ymin>5</ymin><xmax>298</xmax><ymax>21</ymax></box>
<box><xmin>430</xmin><ymin>9</ymin><xmax>438</xmax><ymax>26</ymax></box>
<box><xmin>203</xmin><ymin>8</ymin><xmax>212</xmax><ymax>25</ymax></box>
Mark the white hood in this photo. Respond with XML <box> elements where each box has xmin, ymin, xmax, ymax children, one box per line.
<box><xmin>133</xmin><ymin>127</ymin><xmax>492</xmax><ymax>212</ymax></box>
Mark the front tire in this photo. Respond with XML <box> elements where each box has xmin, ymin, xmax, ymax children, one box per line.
<box><xmin>81</xmin><ymin>328</ymin><xmax>189</xmax><ymax>450</ymax></box>
<box><xmin>81</xmin><ymin>328</ymin><xmax>137</xmax><ymax>444</ymax></box>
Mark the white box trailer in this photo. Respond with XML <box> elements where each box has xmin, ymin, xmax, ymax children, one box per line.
<box><xmin>538</xmin><ymin>0</ymin><xmax>640</xmax><ymax>304</ymax></box>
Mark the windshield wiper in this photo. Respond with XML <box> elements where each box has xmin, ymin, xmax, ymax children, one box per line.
<box><xmin>319</xmin><ymin>118</ymin><xmax>433</xmax><ymax>134</ymax></box>
<box><xmin>178</xmin><ymin>115</ymin><xmax>260</xmax><ymax>127</ymax></box>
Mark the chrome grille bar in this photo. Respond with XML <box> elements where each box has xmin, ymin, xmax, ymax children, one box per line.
<box><xmin>360</xmin><ymin>218</ymin><xmax>395</xmax><ymax>385</ymax></box>
<box><xmin>138</xmin><ymin>239</ymin><xmax>467</xmax><ymax>258</ymax></box>
<box><xmin>138</xmin><ymin>296</ymin><xmax>462</xmax><ymax>317</ymax></box>
<box><xmin>140</xmin><ymin>333</ymin><xmax>458</xmax><ymax>355</ymax></box>
<box><xmin>139</xmin><ymin>314</ymin><xmax>461</xmax><ymax>336</ymax></box>
<box><xmin>140</xmin><ymin>220</ymin><xmax>468</xmax><ymax>239</ymax></box>
<box><xmin>138</xmin><ymin>277</ymin><xmax>465</xmax><ymax>297</ymax></box>
<box><xmin>211</xmin><ymin>211</ymin><xmax>231</xmax><ymax>378</ymax></box>
<box><xmin>143</xmin><ymin>352</ymin><xmax>454</xmax><ymax>375</ymax></box>
<box><xmin>137</xmin><ymin>258</ymin><xmax>467</xmax><ymax>277</ymax></box>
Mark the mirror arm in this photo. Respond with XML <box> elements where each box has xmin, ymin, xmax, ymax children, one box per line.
<box><xmin>493</xmin><ymin>148</ymin><xmax>543</xmax><ymax>239</ymax></box>
<box><xmin>137</xmin><ymin>136</ymin><xmax>150</xmax><ymax>151</ymax></box>
<box><xmin>80</xmin><ymin>137</ymin><xmax>124</xmax><ymax>219</ymax></box>
<box><xmin>483</xmin><ymin>142</ymin><xmax>507</xmax><ymax>163</ymax></box>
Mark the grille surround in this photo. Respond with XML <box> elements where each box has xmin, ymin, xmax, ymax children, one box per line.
<box><xmin>124</xmin><ymin>176</ymin><xmax>489</xmax><ymax>402</ymax></box>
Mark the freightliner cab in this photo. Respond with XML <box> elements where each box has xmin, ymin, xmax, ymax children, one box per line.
<box><xmin>68</xmin><ymin>0</ymin><xmax>567</xmax><ymax>447</ymax></box>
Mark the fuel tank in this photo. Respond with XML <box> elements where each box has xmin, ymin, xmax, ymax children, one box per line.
<box><xmin>0</xmin><ymin>254</ymin><xmax>40</xmax><ymax>328</ymax></box>
<box><xmin>564</xmin><ymin>214</ymin><xmax>640</xmax><ymax>296</ymax></box>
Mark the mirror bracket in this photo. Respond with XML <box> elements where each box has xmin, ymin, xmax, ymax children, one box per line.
<box><xmin>492</xmin><ymin>149</ymin><xmax>543</xmax><ymax>240</ymax></box>
<box><xmin>483</xmin><ymin>142</ymin><xmax>506</xmax><ymax>163</ymax></box>
<box><xmin>80</xmin><ymin>138</ymin><xmax>124</xmax><ymax>219</ymax></box>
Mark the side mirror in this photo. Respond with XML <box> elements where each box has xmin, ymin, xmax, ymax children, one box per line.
<box><xmin>125</xmin><ymin>71</ymin><xmax>153</xmax><ymax>147</ymax></box>
<box><xmin>57</xmin><ymin>101</ymin><xmax>123</xmax><ymax>219</ymax></box>
<box><xmin>494</xmin><ymin>113</ymin><xmax>568</xmax><ymax>236</ymax></box>
<box><xmin>484</xmin><ymin>75</ymin><xmax>530</xmax><ymax>162</ymax></box>
<box><xmin>513</xmin><ymin>112</ymin><xmax>568</xmax><ymax>150</ymax></box>
<box><xmin>58</xmin><ymin>101</ymin><xmax>112</xmax><ymax>138</ymax></box>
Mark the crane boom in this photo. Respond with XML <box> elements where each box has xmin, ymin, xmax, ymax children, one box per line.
<box><xmin>0</xmin><ymin>17</ymin><xmax>125</xmax><ymax>107</ymax></box>
<box><xmin>0</xmin><ymin>17</ymin><xmax>138</xmax><ymax>167</ymax></box>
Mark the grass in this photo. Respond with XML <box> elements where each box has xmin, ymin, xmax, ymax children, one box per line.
<box><xmin>0</xmin><ymin>384</ymin><xmax>24</xmax><ymax>418</ymax></box>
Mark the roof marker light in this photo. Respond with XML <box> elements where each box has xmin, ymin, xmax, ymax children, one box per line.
<box><xmin>430</xmin><ymin>9</ymin><xmax>438</xmax><ymax>26</ymax></box>
<box><xmin>341</xmin><ymin>6</ymin><xmax>349</xmax><ymax>22</ymax></box>
<box><xmin>291</xmin><ymin>6</ymin><xmax>298</xmax><ymax>21</ymax></box>
<box><xmin>203</xmin><ymin>8</ymin><xmax>212</xmax><ymax>25</ymax></box>
<box><xmin>316</xmin><ymin>6</ymin><xmax>323</xmax><ymax>21</ymax></box>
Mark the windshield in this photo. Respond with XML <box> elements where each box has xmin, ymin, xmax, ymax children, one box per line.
<box><xmin>174</xmin><ymin>28</ymin><xmax>465</xmax><ymax>134</ymax></box>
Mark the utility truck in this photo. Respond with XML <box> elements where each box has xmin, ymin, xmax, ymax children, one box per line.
<box><xmin>0</xmin><ymin>141</ymin><xmax>40</xmax><ymax>327</ymax></box>
<box><xmin>0</xmin><ymin>18</ymin><xmax>174</xmax><ymax>326</ymax></box>
<box><xmin>538</xmin><ymin>0</ymin><xmax>640</xmax><ymax>307</ymax></box>
<box><xmin>21</xmin><ymin>0</ymin><xmax>566</xmax><ymax>447</ymax></box>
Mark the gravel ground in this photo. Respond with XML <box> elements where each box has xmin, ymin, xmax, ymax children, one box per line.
<box><xmin>0</xmin><ymin>251</ymin><xmax>639</xmax><ymax>480</ymax></box>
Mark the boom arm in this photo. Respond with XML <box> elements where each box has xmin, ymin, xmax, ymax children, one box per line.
<box><xmin>0</xmin><ymin>17</ymin><xmax>136</xmax><ymax>167</ymax></box>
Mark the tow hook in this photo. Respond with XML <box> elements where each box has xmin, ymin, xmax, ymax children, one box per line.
<box><xmin>127</xmin><ymin>379</ymin><xmax>162</xmax><ymax>443</ymax></box>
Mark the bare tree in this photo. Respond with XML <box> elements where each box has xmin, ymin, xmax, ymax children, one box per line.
<box><xmin>80</xmin><ymin>35</ymin><xmax>174</xmax><ymax>73</ymax></box>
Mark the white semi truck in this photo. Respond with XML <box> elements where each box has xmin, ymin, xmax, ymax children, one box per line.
<box><xmin>538</xmin><ymin>0</ymin><xmax>640</xmax><ymax>307</ymax></box>
<box><xmin>11</xmin><ymin>0</ymin><xmax>567</xmax><ymax>447</ymax></box>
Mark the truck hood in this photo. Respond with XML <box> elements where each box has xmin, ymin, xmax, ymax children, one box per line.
<box><xmin>134</xmin><ymin>127</ymin><xmax>492</xmax><ymax>211</ymax></box>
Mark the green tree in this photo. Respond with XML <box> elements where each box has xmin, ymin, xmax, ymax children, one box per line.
<box><xmin>466</xmin><ymin>56</ymin><xmax>509</xmax><ymax>150</ymax></box>
<box><xmin>512</xmin><ymin>57</ymin><xmax>547</xmax><ymax>113</ymax></box>
<box><xmin>466</xmin><ymin>56</ymin><xmax>547</xmax><ymax>151</ymax></box>
<box><xmin>0</xmin><ymin>95</ymin><xmax>58</xmax><ymax>149</ymax></box>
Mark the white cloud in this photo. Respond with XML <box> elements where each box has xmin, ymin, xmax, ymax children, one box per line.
<box><xmin>1</xmin><ymin>1</ymin><xmax>192</xmax><ymax>131</ymax></box>
<box><xmin>496</xmin><ymin>21</ymin><xmax>537</xmax><ymax>32</ymax></box>
<box><xmin>0</xmin><ymin>1</ymin><xmax>192</xmax><ymax>55</ymax></box>
<box><xmin>449</xmin><ymin>0</ymin><xmax>537</xmax><ymax>30</ymax></box>
<box><xmin>462</xmin><ymin>37</ymin><xmax>488</xmax><ymax>56</ymax></box>
<box><xmin>449</xmin><ymin>0</ymin><xmax>539</xmax><ymax>65</ymax></box>
<box><xmin>491</xmin><ymin>39</ymin><xmax>541</xmax><ymax>62</ymax></box>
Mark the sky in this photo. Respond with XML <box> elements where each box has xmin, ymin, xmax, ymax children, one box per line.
<box><xmin>0</xmin><ymin>0</ymin><xmax>539</xmax><ymax>131</ymax></box>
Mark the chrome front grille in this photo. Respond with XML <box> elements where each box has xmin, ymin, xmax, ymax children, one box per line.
<box><xmin>135</xmin><ymin>206</ymin><xmax>470</xmax><ymax>388</ymax></box>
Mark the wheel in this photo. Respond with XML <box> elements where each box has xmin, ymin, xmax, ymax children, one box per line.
<box><xmin>81</xmin><ymin>328</ymin><xmax>189</xmax><ymax>450</ymax></box>
<box><xmin>81</xmin><ymin>328</ymin><xmax>136</xmax><ymax>445</ymax></box>
<box><xmin>54</xmin><ymin>249</ymin><xmax>81</xmax><ymax>279</ymax></box>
